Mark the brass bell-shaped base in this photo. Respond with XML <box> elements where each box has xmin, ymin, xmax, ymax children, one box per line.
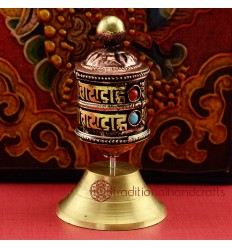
<box><xmin>56</xmin><ymin>161</ymin><xmax>166</xmax><ymax>230</ymax></box>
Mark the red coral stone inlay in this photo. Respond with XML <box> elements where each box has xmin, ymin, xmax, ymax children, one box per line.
<box><xmin>128</xmin><ymin>87</ymin><xmax>139</xmax><ymax>101</ymax></box>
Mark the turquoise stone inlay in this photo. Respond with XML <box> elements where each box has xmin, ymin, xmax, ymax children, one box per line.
<box><xmin>129</xmin><ymin>112</ymin><xmax>139</xmax><ymax>125</ymax></box>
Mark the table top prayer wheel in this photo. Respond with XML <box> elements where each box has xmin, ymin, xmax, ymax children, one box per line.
<box><xmin>75</xmin><ymin>16</ymin><xmax>150</xmax><ymax>157</ymax></box>
<box><xmin>57</xmin><ymin>16</ymin><xmax>166</xmax><ymax>231</ymax></box>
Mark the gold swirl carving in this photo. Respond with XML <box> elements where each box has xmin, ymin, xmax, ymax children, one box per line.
<box><xmin>36</xmin><ymin>8</ymin><xmax>92</xmax><ymax>113</ymax></box>
<box><xmin>37</xmin><ymin>8</ymin><xmax>91</xmax><ymax>69</ymax></box>
<box><xmin>130</xmin><ymin>54</ymin><xmax>232</xmax><ymax>166</ymax></box>
<box><xmin>0</xmin><ymin>57</ymin><xmax>89</xmax><ymax>168</ymax></box>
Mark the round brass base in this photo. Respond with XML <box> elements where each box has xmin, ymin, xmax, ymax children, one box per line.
<box><xmin>56</xmin><ymin>162</ymin><xmax>166</xmax><ymax>230</ymax></box>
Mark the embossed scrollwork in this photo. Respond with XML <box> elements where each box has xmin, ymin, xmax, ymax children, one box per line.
<box><xmin>0</xmin><ymin>57</ymin><xmax>89</xmax><ymax>168</ymax></box>
<box><xmin>130</xmin><ymin>54</ymin><xmax>232</xmax><ymax>166</ymax></box>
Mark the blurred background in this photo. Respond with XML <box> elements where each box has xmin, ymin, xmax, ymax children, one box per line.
<box><xmin>0</xmin><ymin>8</ymin><xmax>231</xmax><ymax>182</ymax></box>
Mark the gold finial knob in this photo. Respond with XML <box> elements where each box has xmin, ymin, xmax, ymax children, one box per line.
<box><xmin>96</xmin><ymin>16</ymin><xmax>125</xmax><ymax>46</ymax></box>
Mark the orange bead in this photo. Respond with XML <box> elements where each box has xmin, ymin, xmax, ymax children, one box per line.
<box><xmin>128</xmin><ymin>8</ymin><xmax>134</xmax><ymax>13</ymax></box>
<box><xmin>51</xmin><ymin>54</ymin><xmax>62</xmax><ymax>68</ymax></box>
<box><xmin>129</xmin><ymin>17</ymin><xmax>135</xmax><ymax>23</ymax></box>
<box><xmin>63</xmin><ymin>87</ymin><xmax>71</xmax><ymax>93</ymax></box>
<box><xmin>85</xmin><ymin>12</ymin><xmax>92</xmax><ymax>19</ymax></box>
<box><xmin>147</xmin><ymin>85</ymin><xmax>154</xmax><ymax>94</ymax></box>
<box><xmin>58</xmin><ymin>29</ymin><xmax>67</xmax><ymax>36</ymax></box>
<box><xmin>44</xmin><ymin>25</ymin><xmax>56</xmax><ymax>38</ymax></box>
<box><xmin>65</xmin><ymin>63</ymin><xmax>72</xmax><ymax>69</ymax></box>
<box><xmin>62</xmin><ymin>94</ymin><xmax>70</xmax><ymax>100</ymax></box>
<box><xmin>38</xmin><ymin>9</ymin><xmax>51</xmax><ymax>22</ymax></box>
<box><xmin>45</xmin><ymin>41</ymin><xmax>56</xmax><ymax>53</ymax></box>
<box><xmin>66</xmin><ymin>78</ymin><xmax>73</xmax><ymax>84</ymax></box>
<box><xmin>56</xmin><ymin>8</ymin><xmax>65</xmax><ymax>13</ymax></box>
<box><xmin>147</xmin><ymin>108</ymin><xmax>155</xmax><ymax>116</ymax></box>
<box><xmin>168</xmin><ymin>101</ymin><xmax>175</xmax><ymax>107</ymax></box>
<box><xmin>123</xmin><ymin>41</ymin><xmax>130</xmax><ymax>47</ymax></box>
<box><xmin>140</xmin><ymin>55</ymin><xmax>146</xmax><ymax>62</ymax></box>
<box><xmin>153</xmin><ymin>80</ymin><xmax>162</xmax><ymax>89</ymax></box>
<box><xmin>57</xmin><ymin>15</ymin><xmax>65</xmax><ymax>24</ymax></box>
<box><xmin>95</xmin><ymin>13</ymin><xmax>103</xmax><ymax>19</ymax></box>
<box><xmin>147</xmin><ymin>61</ymin><xmax>153</xmax><ymax>68</ymax></box>
<box><xmin>164</xmin><ymin>84</ymin><xmax>171</xmax><ymax>93</ymax></box>
<box><xmin>129</xmin><ymin>29</ymin><xmax>135</xmax><ymax>36</ymax></box>
<box><xmin>172</xmin><ymin>78</ymin><xmax>179</xmax><ymax>86</ymax></box>
<box><xmin>156</xmin><ymin>91</ymin><xmax>163</xmax><ymax>99</ymax></box>
<box><xmin>168</xmin><ymin>93</ymin><xmax>175</xmax><ymax>99</ymax></box>
<box><xmin>68</xmin><ymin>8</ymin><xmax>75</xmax><ymax>14</ymax></box>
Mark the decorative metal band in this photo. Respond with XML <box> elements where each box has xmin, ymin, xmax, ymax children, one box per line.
<box><xmin>75</xmin><ymin>69</ymin><xmax>150</xmax><ymax>82</ymax></box>
<box><xmin>78</xmin><ymin>107</ymin><xmax>147</xmax><ymax>132</ymax></box>
<box><xmin>80</xmin><ymin>62</ymin><xmax>142</xmax><ymax>71</ymax></box>
<box><xmin>75</xmin><ymin>128</ymin><xmax>150</xmax><ymax>144</ymax></box>
<box><xmin>77</xmin><ymin>99</ymin><xmax>147</xmax><ymax>111</ymax></box>
<box><xmin>78</xmin><ymin>108</ymin><xmax>127</xmax><ymax>132</ymax></box>
<box><xmin>78</xmin><ymin>80</ymin><xmax>145</xmax><ymax>106</ymax></box>
<box><xmin>78</xmin><ymin>81</ymin><xmax>127</xmax><ymax>104</ymax></box>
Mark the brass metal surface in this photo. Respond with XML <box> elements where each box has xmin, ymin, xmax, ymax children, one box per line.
<box><xmin>96</xmin><ymin>16</ymin><xmax>125</xmax><ymax>46</ymax></box>
<box><xmin>57</xmin><ymin>162</ymin><xmax>166</xmax><ymax>230</ymax></box>
<box><xmin>96</xmin><ymin>16</ymin><xmax>125</xmax><ymax>34</ymax></box>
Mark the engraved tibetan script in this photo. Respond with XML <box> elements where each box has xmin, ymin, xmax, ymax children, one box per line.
<box><xmin>79</xmin><ymin>108</ymin><xmax>127</xmax><ymax>131</ymax></box>
<box><xmin>78</xmin><ymin>81</ymin><xmax>126</xmax><ymax>104</ymax></box>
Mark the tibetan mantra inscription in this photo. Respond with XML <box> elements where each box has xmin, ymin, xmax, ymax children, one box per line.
<box><xmin>78</xmin><ymin>81</ymin><xmax>126</xmax><ymax>104</ymax></box>
<box><xmin>77</xmin><ymin>77</ymin><xmax>147</xmax><ymax>134</ymax></box>
<box><xmin>78</xmin><ymin>109</ymin><xmax>128</xmax><ymax>132</ymax></box>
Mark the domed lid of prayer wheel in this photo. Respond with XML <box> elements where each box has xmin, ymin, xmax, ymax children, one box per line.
<box><xmin>75</xmin><ymin>16</ymin><xmax>149</xmax><ymax>78</ymax></box>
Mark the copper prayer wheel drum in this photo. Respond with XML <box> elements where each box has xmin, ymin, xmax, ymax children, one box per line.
<box><xmin>75</xmin><ymin>16</ymin><xmax>150</xmax><ymax>157</ymax></box>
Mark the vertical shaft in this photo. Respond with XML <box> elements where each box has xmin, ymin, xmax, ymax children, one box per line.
<box><xmin>109</xmin><ymin>156</ymin><xmax>116</xmax><ymax>176</ymax></box>
<box><xmin>109</xmin><ymin>156</ymin><xmax>116</xmax><ymax>169</ymax></box>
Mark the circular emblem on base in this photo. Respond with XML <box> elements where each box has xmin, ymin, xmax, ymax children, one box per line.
<box><xmin>90</xmin><ymin>180</ymin><xmax>112</xmax><ymax>202</ymax></box>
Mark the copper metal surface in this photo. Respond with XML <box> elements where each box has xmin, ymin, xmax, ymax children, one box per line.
<box><xmin>75</xmin><ymin>16</ymin><xmax>150</xmax><ymax>156</ymax></box>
